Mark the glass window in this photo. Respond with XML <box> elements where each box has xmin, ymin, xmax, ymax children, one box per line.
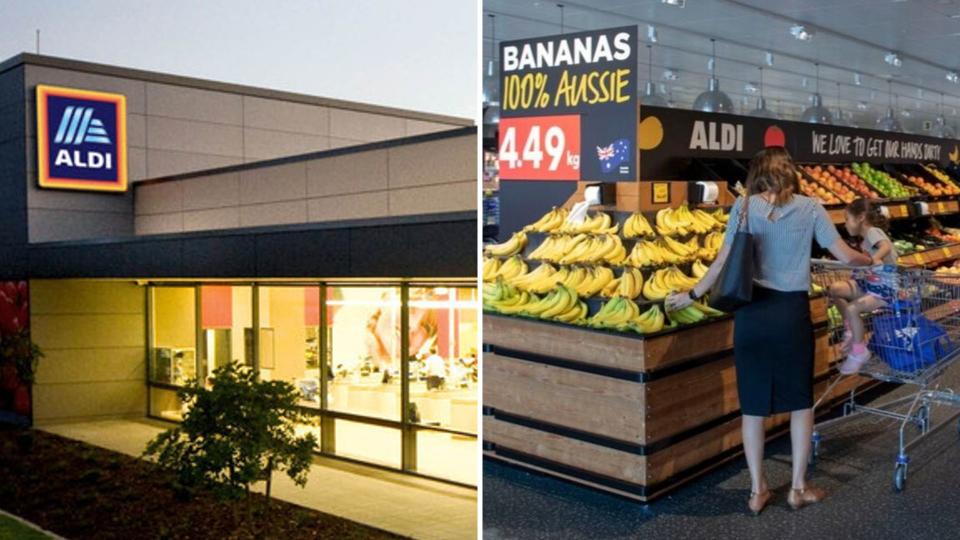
<box><xmin>415</xmin><ymin>429</ymin><xmax>477</xmax><ymax>485</ymax></box>
<box><xmin>326</xmin><ymin>286</ymin><xmax>401</xmax><ymax>421</ymax></box>
<box><xmin>407</xmin><ymin>286</ymin><xmax>478</xmax><ymax>434</ymax></box>
<box><xmin>149</xmin><ymin>287</ymin><xmax>197</xmax><ymax>386</ymax></box>
<box><xmin>257</xmin><ymin>286</ymin><xmax>321</xmax><ymax>408</ymax></box>
<box><xmin>333</xmin><ymin>419</ymin><xmax>401</xmax><ymax>468</ymax></box>
<box><xmin>200</xmin><ymin>285</ymin><xmax>252</xmax><ymax>384</ymax></box>
<box><xmin>149</xmin><ymin>387</ymin><xmax>187</xmax><ymax>421</ymax></box>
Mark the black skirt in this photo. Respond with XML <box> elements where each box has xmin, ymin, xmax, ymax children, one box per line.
<box><xmin>733</xmin><ymin>286</ymin><xmax>814</xmax><ymax>416</ymax></box>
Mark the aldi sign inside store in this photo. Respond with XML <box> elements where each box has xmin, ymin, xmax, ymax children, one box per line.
<box><xmin>498</xmin><ymin>25</ymin><xmax>638</xmax><ymax>182</ymax></box>
<box><xmin>36</xmin><ymin>85</ymin><xmax>127</xmax><ymax>192</ymax></box>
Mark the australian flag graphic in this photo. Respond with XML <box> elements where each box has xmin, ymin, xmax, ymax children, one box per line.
<box><xmin>597</xmin><ymin>138</ymin><xmax>631</xmax><ymax>174</ymax></box>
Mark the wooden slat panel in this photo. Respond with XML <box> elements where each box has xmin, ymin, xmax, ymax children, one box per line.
<box><xmin>641</xmin><ymin>320</ymin><xmax>734</xmax><ymax>371</ymax></box>
<box><xmin>484</xmin><ymin>416</ymin><xmax>646</xmax><ymax>484</ymax></box>
<box><xmin>483</xmin><ymin>352</ymin><xmax>645</xmax><ymax>443</ymax></box>
<box><xmin>645</xmin><ymin>356</ymin><xmax>736</xmax><ymax>443</ymax></box>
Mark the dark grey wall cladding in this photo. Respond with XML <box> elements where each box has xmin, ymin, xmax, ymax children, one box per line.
<box><xmin>1</xmin><ymin>212</ymin><xmax>476</xmax><ymax>280</ymax></box>
<box><xmin>0</xmin><ymin>66</ymin><xmax>27</xmax><ymax>248</ymax></box>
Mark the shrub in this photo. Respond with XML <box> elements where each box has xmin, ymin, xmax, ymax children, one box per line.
<box><xmin>144</xmin><ymin>362</ymin><xmax>317</xmax><ymax>502</ymax></box>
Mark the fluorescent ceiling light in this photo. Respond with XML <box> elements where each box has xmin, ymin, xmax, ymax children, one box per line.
<box><xmin>662</xmin><ymin>69</ymin><xmax>678</xmax><ymax>81</ymax></box>
<box><xmin>884</xmin><ymin>52</ymin><xmax>902</xmax><ymax>67</ymax></box>
<box><xmin>790</xmin><ymin>25</ymin><xmax>813</xmax><ymax>41</ymax></box>
<box><xmin>765</xmin><ymin>52</ymin><xmax>774</xmax><ymax>66</ymax></box>
<box><xmin>948</xmin><ymin>71</ymin><xmax>960</xmax><ymax>83</ymax></box>
<box><xmin>854</xmin><ymin>72</ymin><xmax>862</xmax><ymax>86</ymax></box>
<box><xmin>661</xmin><ymin>0</ymin><xmax>685</xmax><ymax>6</ymax></box>
<box><xmin>647</xmin><ymin>24</ymin><xmax>658</xmax><ymax>43</ymax></box>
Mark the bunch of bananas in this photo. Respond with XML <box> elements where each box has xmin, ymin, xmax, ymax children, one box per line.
<box><xmin>482</xmin><ymin>257</ymin><xmax>501</xmax><ymax>282</ymax></box>
<box><xmin>691</xmin><ymin>259</ymin><xmax>709</xmax><ymax>279</ymax></box>
<box><xmin>494</xmin><ymin>255</ymin><xmax>527</xmax><ymax>281</ymax></box>
<box><xmin>642</xmin><ymin>266</ymin><xmax>699</xmax><ymax>300</ymax></box>
<box><xmin>507</xmin><ymin>262</ymin><xmax>557</xmax><ymax>292</ymax></box>
<box><xmin>563</xmin><ymin>265</ymin><xmax>616</xmax><ymax>297</ymax></box>
<box><xmin>625</xmin><ymin>237</ymin><xmax>699</xmax><ymax>267</ymax></box>
<box><xmin>713</xmin><ymin>208</ymin><xmax>730</xmax><ymax>225</ymax></box>
<box><xmin>529</xmin><ymin>234</ymin><xmax>626</xmax><ymax>265</ymax></box>
<box><xmin>587</xmin><ymin>297</ymin><xmax>667</xmax><ymax>334</ymax></box>
<box><xmin>667</xmin><ymin>302</ymin><xmax>724</xmax><ymax>325</ymax></box>
<box><xmin>558</xmin><ymin>212</ymin><xmax>619</xmax><ymax>234</ymax></box>
<box><xmin>699</xmin><ymin>231</ymin><xmax>724</xmax><ymax>261</ymax></box>
<box><xmin>484</xmin><ymin>231</ymin><xmax>528</xmax><ymax>257</ymax></box>
<box><xmin>484</xmin><ymin>277</ymin><xmax>520</xmax><ymax>309</ymax></box>
<box><xmin>523</xmin><ymin>207</ymin><xmax>569</xmax><ymax>233</ymax></box>
<box><xmin>655</xmin><ymin>205</ymin><xmax>725</xmax><ymax>236</ymax></box>
<box><xmin>601</xmin><ymin>267</ymin><xmax>644</xmax><ymax>299</ymax></box>
<box><xmin>528</xmin><ymin>235</ymin><xmax>576</xmax><ymax>261</ymax></box>
<box><xmin>489</xmin><ymin>282</ymin><xmax>587</xmax><ymax>322</ymax></box>
<box><xmin>623</xmin><ymin>212</ymin><xmax>655</xmax><ymax>238</ymax></box>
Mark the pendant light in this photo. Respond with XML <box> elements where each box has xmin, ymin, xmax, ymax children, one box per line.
<box><xmin>931</xmin><ymin>92</ymin><xmax>956</xmax><ymax>139</ymax></box>
<box><xmin>801</xmin><ymin>63</ymin><xmax>833</xmax><ymax>124</ymax></box>
<box><xmin>642</xmin><ymin>44</ymin><xmax>669</xmax><ymax>107</ymax></box>
<box><xmin>876</xmin><ymin>80</ymin><xmax>902</xmax><ymax>132</ymax></box>
<box><xmin>747</xmin><ymin>67</ymin><xmax>777</xmax><ymax>118</ymax></box>
<box><xmin>692</xmin><ymin>39</ymin><xmax>734</xmax><ymax>113</ymax></box>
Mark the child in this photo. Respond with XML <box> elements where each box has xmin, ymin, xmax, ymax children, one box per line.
<box><xmin>829</xmin><ymin>198</ymin><xmax>899</xmax><ymax>374</ymax></box>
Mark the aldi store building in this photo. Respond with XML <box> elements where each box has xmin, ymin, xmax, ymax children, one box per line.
<box><xmin>0</xmin><ymin>53</ymin><xmax>478</xmax><ymax>486</ymax></box>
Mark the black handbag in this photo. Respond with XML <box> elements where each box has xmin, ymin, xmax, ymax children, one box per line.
<box><xmin>708</xmin><ymin>196</ymin><xmax>754</xmax><ymax>312</ymax></box>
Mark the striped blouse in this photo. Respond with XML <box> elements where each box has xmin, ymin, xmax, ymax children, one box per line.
<box><xmin>722</xmin><ymin>194</ymin><xmax>840</xmax><ymax>292</ymax></box>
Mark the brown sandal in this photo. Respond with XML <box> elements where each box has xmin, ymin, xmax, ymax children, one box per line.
<box><xmin>787</xmin><ymin>486</ymin><xmax>826</xmax><ymax>510</ymax></box>
<box><xmin>748</xmin><ymin>489</ymin><xmax>772</xmax><ymax>516</ymax></box>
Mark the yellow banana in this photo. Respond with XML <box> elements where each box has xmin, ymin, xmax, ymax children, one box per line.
<box><xmin>485</xmin><ymin>231</ymin><xmax>528</xmax><ymax>257</ymax></box>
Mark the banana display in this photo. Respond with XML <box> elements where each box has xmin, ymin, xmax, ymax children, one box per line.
<box><xmin>523</xmin><ymin>207</ymin><xmax>569</xmax><ymax>233</ymax></box>
<box><xmin>601</xmin><ymin>267</ymin><xmax>644</xmax><ymax>299</ymax></box>
<box><xmin>558</xmin><ymin>212</ymin><xmax>619</xmax><ymax>235</ymax></box>
<box><xmin>625</xmin><ymin>236</ymin><xmax>706</xmax><ymax>266</ymax></box>
<box><xmin>528</xmin><ymin>234</ymin><xmax>626</xmax><ymax>265</ymax></box>
<box><xmin>642</xmin><ymin>266</ymin><xmax>699</xmax><ymax>301</ymax></box>
<box><xmin>623</xmin><ymin>212</ymin><xmax>656</xmax><ymax>238</ymax></box>
<box><xmin>587</xmin><ymin>297</ymin><xmax>665</xmax><ymax>333</ymax></box>
<box><xmin>484</xmin><ymin>231</ymin><xmax>528</xmax><ymax>257</ymax></box>
<box><xmin>494</xmin><ymin>255</ymin><xmax>527</xmax><ymax>281</ymax></box>
<box><xmin>691</xmin><ymin>259</ymin><xmax>710</xmax><ymax>279</ymax></box>
<box><xmin>655</xmin><ymin>205</ymin><xmax>726</xmax><ymax>236</ymax></box>
<box><xmin>509</xmin><ymin>264</ymin><xmax>616</xmax><ymax>297</ymax></box>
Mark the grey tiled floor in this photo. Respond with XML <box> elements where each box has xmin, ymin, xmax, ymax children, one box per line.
<box><xmin>484</xmin><ymin>364</ymin><xmax>960</xmax><ymax>540</ymax></box>
<box><xmin>40</xmin><ymin>419</ymin><xmax>476</xmax><ymax>539</ymax></box>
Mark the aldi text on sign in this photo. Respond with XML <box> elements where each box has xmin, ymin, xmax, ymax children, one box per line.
<box><xmin>36</xmin><ymin>85</ymin><xmax>127</xmax><ymax>192</ymax></box>
<box><xmin>499</xmin><ymin>25</ymin><xmax>637</xmax><ymax>182</ymax></box>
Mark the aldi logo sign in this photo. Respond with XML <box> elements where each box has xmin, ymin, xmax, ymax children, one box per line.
<box><xmin>36</xmin><ymin>85</ymin><xmax>127</xmax><ymax>192</ymax></box>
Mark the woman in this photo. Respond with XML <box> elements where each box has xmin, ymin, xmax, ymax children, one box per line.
<box><xmin>666</xmin><ymin>147</ymin><xmax>871</xmax><ymax>515</ymax></box>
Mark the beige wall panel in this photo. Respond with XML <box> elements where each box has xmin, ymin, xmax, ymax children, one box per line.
<box><xmin>405</xmin><ymin>119</ymin><xmax>459</xmax><ymax>136</ymax></box>
<box><xmin>389</xmin><ymin>181</ymin><xmax>475</xmax><ymax>216</ymax></box>
<box><xmin>182</xmin><ymin>207</ymin><xmax>240</xmax><ymax>232</ymax></box>
<box><xmin>329</xmin><ymin>109</ymin><xmax>405</xmax><ymax>142</ymax></box>
<box><xmin>388</xmin><ymin>136</ymin><xmax>475</xmax><ymax>189</ymax></box>
<box><xmin>147</xmin><ymin>116</ymin><xmax>243</xmax><ymax>157</ymax></box>
<box><xmin>328</xmin><ymin>137</ymin><xmax>365</xmax><ymax>150</ymax></box>
<box><xmin>146</xmin><ymin>149</ymin><xmax>241</xmax><ymax>179</ymax></box>
<box><xmin>181</xmin><ymin>172</ymin><xmax>240</xmax><ymax>211</ymax></box>
<box><xmin>243</xmin><ymin>128</ymin><xmax>329</xmax><ymax>161</ymax></box>
<box><xmin>243</xmin><ymin>96</ymin><xmax>329</xmax><ymax>135</ymax></box>
<box><xmin>239</xmin><ymin>161</ymin><xmax>307</xmax><ymax>204</ymax></box>
<box><xmin>146</xmin><ymin>82</ymin><xmax>242</xmax><ymax>124</ymax></box>
<box><xmin>307</xmin><ymin>191</ymin><xmax>389</xmax><ymax>222</ymax></box>
<box><xmin>35</xmin><ymin>348</ymin><xmax>145</xmax><ymax>385</ymax></box>
<box><xmin>240</xmin><ymin>200</ymin><xmax>308</xmax><ymax>228</ymax></box>
<box><xmin>127</xmin><ymin>113</ymin><xmax>147</xmax><ymax>148</ymax></box>
<box><xmin>305</xmin><ymin>149</ymin><xmax>388</xmax><ymax>197</ymax></box>
<box><xmin>135</xmin><ymin>212</ymin><xmax>183</xmax><ymax>235</ymax></box>
<box><xmin>34</xmin><ymin>381</ymin><xmax>145</xmax><ymax>422</ymax></box>
<box><xmin>128</xmin><ymin>147</ymin><xmax>148</xmax><ymax>182</ymax></box>
<box><xmin>32</xmin><ymin>313</ymin><xmax>144</xmax><ymax>350</ymax></box>
<box><xmin>31</xmin><ymin>280</ymin><xmax>143</xmax><ymax>315</ymax></box>
<box><xmin>136</xmin><ymin>181</ymin><xmax>183</xmax><ymax>215</ymax></box>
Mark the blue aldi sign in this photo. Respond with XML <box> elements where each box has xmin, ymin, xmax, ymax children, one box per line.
<box><xmin>36</xmin><ymin>85</ymin><xmax>127</xmax><ymax>192</ymax></box>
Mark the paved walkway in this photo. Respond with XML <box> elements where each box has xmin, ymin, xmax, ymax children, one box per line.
<box><xmin>40</xmin><ymin>419</ymin><xmax>476</xmax><ymax>540</ymax></box>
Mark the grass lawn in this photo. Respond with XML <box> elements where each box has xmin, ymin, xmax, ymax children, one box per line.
<box><xmin>0</xmin><ymin>427</ymin><xmax>403</xmax><ymax>539</ymax></box>
<box><xmin>0</xmin><ymin>513</ymin><xmax>52</xmax><ymax>539</ymax></box>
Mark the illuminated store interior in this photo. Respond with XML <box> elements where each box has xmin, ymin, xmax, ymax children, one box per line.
<box><xmin>148</xmin><ymin>281</ymin><xmax>478</xmax><ymax>486</ymax></box>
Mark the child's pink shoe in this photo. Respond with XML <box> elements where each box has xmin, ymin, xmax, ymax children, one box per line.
<box><xmin>839</xmin><ymin>344</ymin><xmax>870</xmax><ymax>375</ymax></box>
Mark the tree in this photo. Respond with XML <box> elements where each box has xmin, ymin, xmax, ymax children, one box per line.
<box><xmin>0</xmin><ymin>281</ymin><xmax>43</xmax><ymax>426</ymax></box>
<box><xmin>144</xmin><ymin>362</ymin><xmax>318</xmax><ymax>502</ymax></box>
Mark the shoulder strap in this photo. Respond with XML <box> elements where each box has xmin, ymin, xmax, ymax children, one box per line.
<box><xmin>737</xmin><ymin>195</ymin><xmax>750</xmax><ymax>233</ymax></box>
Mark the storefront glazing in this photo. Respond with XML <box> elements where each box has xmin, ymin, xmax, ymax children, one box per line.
<box><xmin>146</xmin><ymin>281</ymin><xmax>477</xmax><ymax>486</ymax></box>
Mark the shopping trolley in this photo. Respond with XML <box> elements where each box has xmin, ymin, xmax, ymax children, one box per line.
<box><xmin>810</xmin><ymin>259</ymin><xmax>960</xmax><ymax>492</ymax></box>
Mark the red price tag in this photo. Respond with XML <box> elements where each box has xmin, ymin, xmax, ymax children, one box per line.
<box><xmin>499</xmin><ymin>115</ymin><xmax>581</xmax><ymax>181</ymax></box>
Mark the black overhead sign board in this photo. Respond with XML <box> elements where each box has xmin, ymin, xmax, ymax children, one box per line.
<box><xmin>638</xmin><ymin>105</ymin><xmax>958</xmax><ymax>180</ymax></box>
<box><xmin>498</xmin><ymin>25</ymin><xmax>638</xmax><ymax>183</ymax></box>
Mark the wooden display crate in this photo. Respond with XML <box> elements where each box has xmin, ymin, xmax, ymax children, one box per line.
<box><xmin>483</xmin><ymin>295</ymin><xmax>875</xmax><ymax>503</ymax></box>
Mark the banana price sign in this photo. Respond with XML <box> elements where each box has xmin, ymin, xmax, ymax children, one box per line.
<box><xmin>499</xmin><ymin>25</ymin><xmax>638</xmax><ymax>182</ymax></box>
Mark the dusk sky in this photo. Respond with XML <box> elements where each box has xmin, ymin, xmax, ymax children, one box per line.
<box><xmin>0</xmin><ymin>0</ymin><xmax>477</xmax><ymax>119</ymax></box>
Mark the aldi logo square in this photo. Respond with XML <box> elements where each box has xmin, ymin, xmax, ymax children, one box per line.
<box><xmin>36</xmin><ymin>85</ymin><xmax>127</xmax><ymax>192</ymax></box>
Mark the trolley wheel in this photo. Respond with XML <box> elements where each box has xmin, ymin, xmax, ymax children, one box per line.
<box><xmin>893</xmin><ymin>464</ymin><xmax>907</xmax><ymax>493</ymax></box>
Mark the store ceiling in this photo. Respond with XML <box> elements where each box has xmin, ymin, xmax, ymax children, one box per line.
<box><xmin>483</xmin><ymin>0</ymin><xmax>960</xmax><ymax>132</ymax></box>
